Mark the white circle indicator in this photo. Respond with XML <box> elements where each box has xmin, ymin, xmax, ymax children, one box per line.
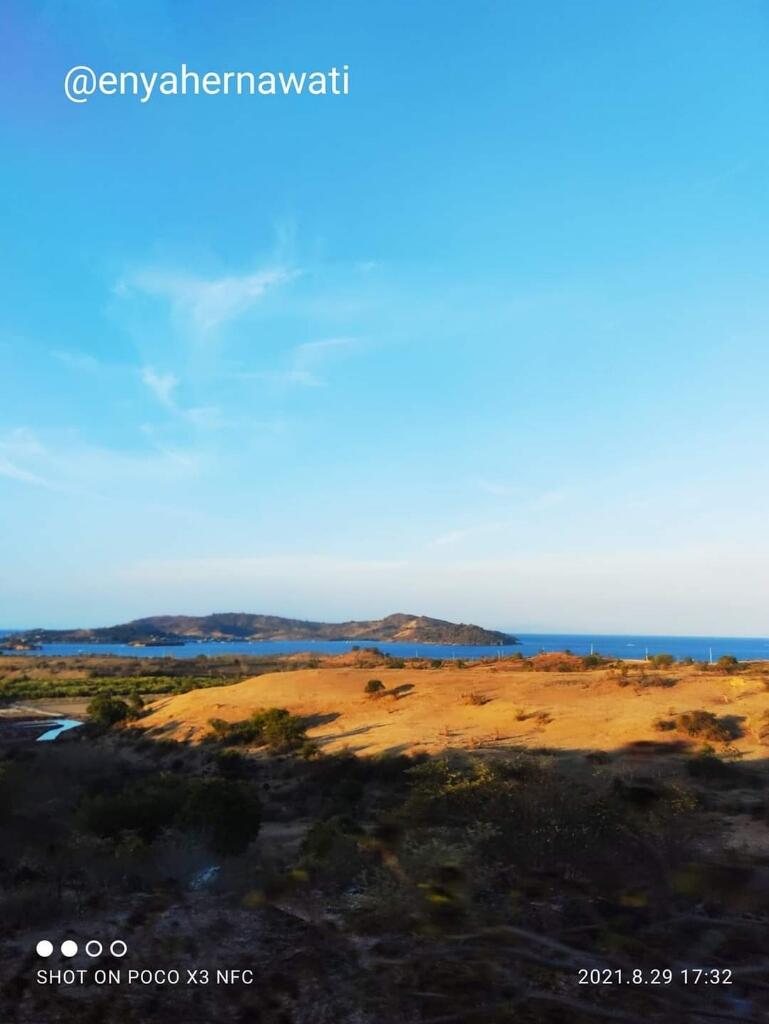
<box><xmin>110</xmin><ymin>940</ymin><xmax>127</xmax><ymax>958</ymax></box>
<box><xmin>36</xmin><ymin>940</ymin><xmax>53</xmax><ymax>958</ymax></box>
<box><xmin>61</xmin><ymin>940</ymin><xmax>78</xmax><ymax>957</ymax></box>
<box><xmin>85</xmin><ymin>940</ymin><xmax>103</xmax><ymax>957</ymax></box>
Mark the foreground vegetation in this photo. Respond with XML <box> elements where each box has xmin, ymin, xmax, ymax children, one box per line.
<box><xmin>1</xmin><ymin>702</ymin><xmax>769</xmax><ymax>1023</ymax></box>
<box><xmin>0</xmin><ymin>654</ymin><xmax>278</xmax><ymax>700</ymax></box>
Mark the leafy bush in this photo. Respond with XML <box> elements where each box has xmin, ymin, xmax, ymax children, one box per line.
<box><xmin>86</xmin><ymin>694</ymin><xmax>132</xmax><ymax>727</ymax></box>
<box><xmin>686</xmin><ymin>750</ymin><xmax>741</xmax><ymax>785</ymax></box>
<box><xmin>716</xmin><ymin>655</ymin><xmax>739</xmax><ymax>673</ymax></box>
<box><xmin>207</xmin><ymin>707</ymin><xmax>307</xmax><ymax>751</ymax></box>
<box><xmin>365</xmin><ymin>679</ymin><xmax>385</xmax><ymax>695</ymax></box>
<box><xmin>397</xmin><ymin>753</ymin><xmax>686</xmax><ymax>886</ymax></box>
<box><xmin>581</xmin><ymin>654</ymin><xmax>605</xmax><ymax>669</ymax></box>
<box><xmin>179</xmin><ymin>778</ymin><xmax>261</xmax><ymax>855</ymax></box>
<box><xmin>649</xmin><ymin>653</ymin><xmax>675</xmax><ymax>668</ymax></box>
<box><xmin>300</xmin><ymin>813</ymin><xmax>365</xmax><ymax>876</ymax></box>
<box><xmin>79</xmin><ymin>774</ymin><xmax>261</xmax><ymax>855</ymax></box>
<box><xmin>634</xmin><ymin>673</ymin><xmax>677</xmax><ymax>689</ymax></box>
<box><xmin>213</xmin><ymin>749</ymin><xmax>247</xmax><ymax>778</ymax></box>
<box><xmin>78</xmin><ymin>775</ymin><xmax>185</xmax><ymax>842</ymax></box>
<box><xmin>653</xmin><ymin>717</ymin><xmax>676</xmax><ymax>732</ymax></box>
<box><xmin>675</xmin><ymin>710</ymin><xmax>743</xmax><ymax>744</ymax></box>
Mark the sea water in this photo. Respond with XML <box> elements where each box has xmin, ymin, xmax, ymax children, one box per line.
<box><xmin>4</xmin><ymin>633</ymin><xmax>769</xmax><ymax>661</ymax></box>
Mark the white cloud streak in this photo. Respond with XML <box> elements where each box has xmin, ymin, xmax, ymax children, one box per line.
<box><xmin>235</xmin><ymin>336</ymin><xmax>358</xmax><ymax>388</ymax></box>
<box><xmin>0</xmin><ymin>427</ymin><xmax>204</xmax><ymax>496</ymax></box>
<box><xmin>141</xmin><ymin>367</ymin><xmax>178</xmax><ymax>407</ymax></box>
<box><xmin>120</xmin><ymin>265</ymin><xmax>297</xmax><ymax>335</ymax></box>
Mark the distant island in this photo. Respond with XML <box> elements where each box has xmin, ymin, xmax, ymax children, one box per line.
<box><xmin>5</xmin><ymin>612</ymin><xmax>518</xmax><ymax>647</ymax></box>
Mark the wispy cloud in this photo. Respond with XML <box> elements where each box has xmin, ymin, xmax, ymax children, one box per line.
<box><xmin>0</xmin><ymin>429</ymin><xmax>55</xmax><ymax>488</ymax></box>
<box><xmin>53</xmin><ymin>350</ymin><xmax>104</xmax><ymax>374</ymax></box>
<box><xmin>249</xmin><ymin>369</ymin><xmax>324</xmax><ymax>388</ymax></box>
<box><xmin>0</xmin><ymin>457</ymin><xmax>55</xmax><ymax>489</ymax></box>
<box><xmin>140</xmin><ymin>365</ymin><xmax>231</xmax><ymax>430</ymax></box>
<box><xmin>0</xmin><ymin>427</ymin><xmax>204</xmax><ymax>496</ymax></box>
<box><xmin>475</xmin><ymin>479</ymin><xmax>569</xmax><ymax>511</ymax></box>
<box><xmin>294</xmin><ymin>337</ymin><xmax>356</xmax><ymax>361</ymax></box>
<box><xmin>290</xmin><ymin>336</ymin><xmax>357</xmax><ymax>386</ymax></box>
<box><xmin>118</xmin><ymin>265</ymin><xmax>297</xmax><ymax>335</ymax></box>
<box><xmin>141</xmin><ymin>366</ymin><xmax>178</xmax><ymax>407</ymax></box>
<box><xmin>236</xmin><ymin>336</ymin><xmax>359</xmax><ymax>388</ymax></box>
<box><xmin>430</xmin><ymin>528</ymin><xmax>475</xmax><ymax>547</ymax></box>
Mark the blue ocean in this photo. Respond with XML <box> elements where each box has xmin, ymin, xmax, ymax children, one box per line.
<box><xmin>2</xmin><ymin>631</ymin><xmax>769</xmax><ymax>662</ymax></box>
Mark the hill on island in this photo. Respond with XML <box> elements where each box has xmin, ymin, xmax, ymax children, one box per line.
<box><xmin>11</xmin><ymin>612</ymin><xmax>517</xmax><ymax>646</ymax></box>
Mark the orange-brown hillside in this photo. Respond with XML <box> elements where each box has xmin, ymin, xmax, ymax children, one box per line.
<box><xmin>139</xmin><ymin>659</ymin><xmax>769</xmax><ymax>759</ymax></box>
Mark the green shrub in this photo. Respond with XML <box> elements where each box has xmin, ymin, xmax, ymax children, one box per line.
<box><xmin>86</xmin><ymin>694</ymin><xmax>131</xmax><ymax>727</ymax></box>
<box><xmin>78</xmin><ymin>775</ymin><xmax>185</xmax><ymax>842</ymax></box>
<box><xmin>79</xmin><ymin>774</ymin><xmax>261</xmax><ymax>855</ymax></box>
<box><xmin>635</xmin><ymin>673</ymin><xmax>677</xmax><ymax>689</ymax></box>
<box><xmin>649</xmin><ymin>653</ymin><xmax>675</xmax><ymax>668</ymax></box>
<box><xmin>686</xmin><ymin>751</ymin><xmax>740</xmax><ymax>785</ymax></box>
<box><xmin>258</xmin><ymin>708</ymin><xmax>307</xmax><ymax>750</ymax></box>
<box><xmin>675</xmin><ymin>710</ymin><xmax>743</xmax><ymax>744</ymax></box>
<box><xmin>180</xmin><ymin>778</ymin><xmax>261</xmax><ymax>855</ymax></box>
<box><xmin>400</xmin><ymin>754</ymin><xmax>643</xmax><ymax>879</ymax></box>
<box><xmin>213</xmin><ymin>749</ymin><xmax>247</xmax><ymax>778</ymax></box>
<box><xmin>581</xmin><ymin>654</ymin><xmax>604</xmax><ymax>668</ymax></box>
<box><xmin>207</xmin><ymin>707</ymin><xmax>307</xmax><ymax>752</ymax></box>
<box><xmin>716</xmin><ymin>655</ymin><xmax>739</xmax><ymax>673</ymax></box>
<box><xmin>365</xmin><ymin>679</ymin><xmax>386</xmax><ymax>695</ymax></box>
<box><xmin>300</xmin><ymin>813</ymin><xmax>364</xmax><ymax>872</ymax></box>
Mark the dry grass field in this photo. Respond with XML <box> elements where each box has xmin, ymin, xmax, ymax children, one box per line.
<box><xmin>140</xmin><ymin>655</ymin><xmax>769</xmax><ymax>760</ymax></box>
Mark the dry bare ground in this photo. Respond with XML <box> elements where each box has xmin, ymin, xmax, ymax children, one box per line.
<box><xmin>139</xmin><ymin>660</ymin><xmax>769</xmax><ymax>760</ymax></box>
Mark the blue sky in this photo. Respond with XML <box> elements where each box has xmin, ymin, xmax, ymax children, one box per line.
<box><xmin>2</xmin><ymin>0</ymin><xmax>769</xmax><ymax>632</ymax></box>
